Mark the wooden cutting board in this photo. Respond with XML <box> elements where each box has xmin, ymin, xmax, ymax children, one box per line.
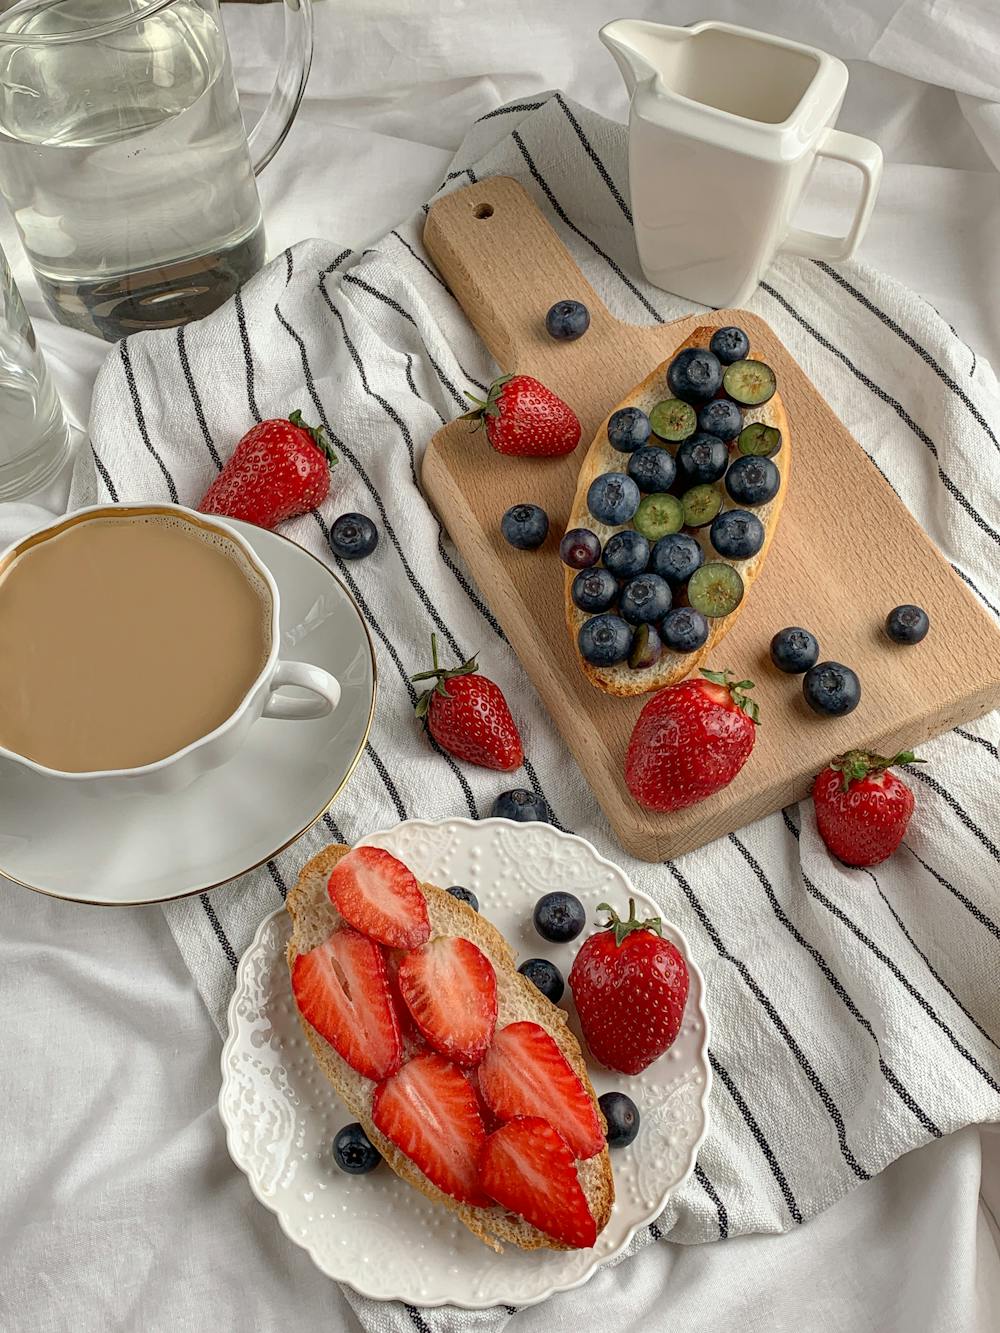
<box><xmin>421</xmin><ymin>176</ymin><xmax>1000</xmax><ymax>862</ymax></box>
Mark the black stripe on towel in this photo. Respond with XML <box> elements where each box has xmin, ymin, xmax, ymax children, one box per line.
<box><xmin>390</xmin><ymin>228</ymin><xmax>451</xmax><ymax>294</ymax></box>
<box><xmin>176</xmin><ymin>325</ymin><xmax>222</xmax><ymax>470</ymax></box>
<box><xmin>665</xmin><ymin>860</ymin><xmax>871</xmax><ymax>1180</ymax></box>
<box><xmin>781</xmin><ymin>811</ymin><xmax>1000</xmax><ymax>1095</ymax></box>
<box><xmin>903</xmin><ymin>844</ymin><xmax>1000</xmax><ymax>944</ymax></box>
<box><xmin>694</xmin><ymin>1161</ymin><xmax>729</xmax><ymax>1239</ymax></box>
<box><xmin>709</xmin><ymin>1050</ymin><xmax>802</xmax><ymax>1224</ymax></box>
<box><xmin>234</xmin><ymin>286</ymin><xmax>262</xmax><ymax>424</ymax></box>
<box><xmin>476</xmin><ymin>100</ymin><xmax>549</xmax><ymax>122</ymax></box>
<box><xmin>90</xmin><ymin>445</ymin><xmax>119</xmax><ymax>501</ymax></box>
<box><xmin>119</xmin><ymin>340</ymin><xmax>179</xmax><ymax>502</ymax></box>
<box><xmin>199</xmin><ymin>894</ymin><xmax>238</xmax><ymax>972</ymax></box>
<box><xmin>903</xmin><ymin>765</ymin><xmax>1000</xmax><ymax>863</ymax></box>
<box><xmin>729</xmin><ymin>832</ymin><xmax>941</xmax><ymax>1137</ymax></box>
<box><xmin>955</xmin><ymin>727</ymin><xmax>1000</xmax><ymax>763</ymax></box>
<box><xmin>554</xmin><ymin>91</ymin><xmax>632</xmax><ymax>223</ymax></box>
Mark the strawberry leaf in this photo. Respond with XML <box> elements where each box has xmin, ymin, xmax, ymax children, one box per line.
<box><xmin>595</xmin><ymin>898</ymin><xmax>663</xmax><ymax>946</ymax></box>
<box><xmin>288</xmin><ymin>409</ymin><xmax>337</xmax><ymax>466</ymax></box>
<box><xmin>830</xmin><ymin>748</ymin><xmax>924</xmax><ymax>790</ymax></box>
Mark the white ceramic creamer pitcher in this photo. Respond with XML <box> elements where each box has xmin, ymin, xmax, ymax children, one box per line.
<box><xmin>601</xmin><ymin>19</ymin><xmax>883</xmax><ymax>308</ymax></box>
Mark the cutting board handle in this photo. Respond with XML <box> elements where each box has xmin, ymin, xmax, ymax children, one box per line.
<box><xmin>424</xmin><ymin>176</ymin><xmax>624</xmax><ymax>376</ymax></box>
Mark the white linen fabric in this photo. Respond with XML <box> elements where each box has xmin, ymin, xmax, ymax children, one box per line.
<box><xmin>59</xmin><ymin>88</ymin><xmax>1000</xmax><ymax>1329</ymax></box>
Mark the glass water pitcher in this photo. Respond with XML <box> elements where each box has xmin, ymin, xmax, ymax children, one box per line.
<box><xmin>0</xmin><ymin>0</ymin><xmax>312</xmax><ymax>341</ymax></box>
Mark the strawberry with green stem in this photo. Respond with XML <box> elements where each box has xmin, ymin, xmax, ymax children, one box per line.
<box><xmin>412</xmin><ymin>634</ymin><xmax>523</xmax><ymax>772</ymax></box>
<box><xmin>463</xmin><ymin>374</ymin><xmax>581</xmax><ymax>458</ymax></box>
<box><xmin>813</xmin><ymin>749</ymin><xmax>923</xmax><ymax>867</ymax></box>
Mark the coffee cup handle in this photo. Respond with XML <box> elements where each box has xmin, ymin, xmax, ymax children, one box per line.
<box><xmin>263</xmin><ymin>660</ymin><xmax>341</xmax><ymax>721</ymax></box>
<box><xmin>780</xmin><ymin>129</ymin><xmax>883</xmax><ymax>264</ymax></box>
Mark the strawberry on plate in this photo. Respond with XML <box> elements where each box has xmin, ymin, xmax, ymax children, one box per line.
<box><xmin>462</xmin><ymin>373</ymin><xmax>581</xmax><ymax>458</ymax></box>
<box><xmin>372</xmin><ymin>1052</ymin><xmax>489</xmax><ymax>1206</ymax></box>
<box><xmin>477</xmin><ymin>1021</ymin><xmax>604</xmax><ymax>1159</ymax></box>
<box><xmin>328</xmin><ymin>846</ymin><xmax>431</xmax><ymax>949</ymax></box>
<box><xmin>198</xmin><ymin>410</ymin><xmax>337</xmax><ymax>530</ymax></box>
<box><xmin>625</xmin><ymin>668</ymin><xmax>759</xmax><ymax>813</ymax></box>
<box><xmin>291</xmin><ymin>927</ymin><xmax>402</xmax><ymax>1081</ymax></box>
<box><xmin>479</xmin><ymin>1116</ymin><xmax>597</xmax><ymax>1249</ymax></box>
<box><xmin>569</xmin><ymin>900</ymin><xmax>689</xmax><ymax>1076</ymax></box>
<box><xmin>812</xmin><ymin>748</ymin><xmax>922</xmax><ymax>867</ymax></box>
<box><xmin>412</xmin><ymin>635</ymin><xmax>523</xmax><ymax>772</ymax></box>
<box><xmin>397</xmin><ymin>936</ymin><xmax>498</xmax><ymax>1066</ymax></box>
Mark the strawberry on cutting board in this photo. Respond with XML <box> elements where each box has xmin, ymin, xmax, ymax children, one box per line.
<box><xmin>812</xmin><ymin>749</ymin><xmax>922</xmax><ymax>867</ymax></box>
<box><xmin>412</xmin><ymin>634</ymin><xmax>523</xmax><ymax>771</ymax></box>
<box><xmin>291</xmin><ymin>927</ymin><xmax>402</xmax><ymax>1082</ymax></box>
<box><xmin>327</xmin><ymin>846</ymin><xmax>431</xmax><ymax>949</ymax></box>
<box><xmin>625</xmin><ymin>668</ymin><xmax>759</xmax><ymax>812</ymax></box>
<box><xmin>463</xmin><ymin>373</ymin><xmax>581</xmax><ymax>457</ymax></box>
<box><xmin>372</xmin><ymin>1052</ymin><xmax>490</xmax><ymax>1207</ymax></box>
<box><xmin>397</xmin><ymin>936</ymin><xmax>498</xmax><ymax>1065</ymax></box>
<box><xmin>198</xmin><ymin>410</ymin><xmax>337</xmax><ymax>529</ymax></box>
<box><xmin>479</xmin><ymin>1116</ymin><xmax>597</xmax><ymax>1249</ymax></box>
<box><xmin>477</xmin><ymin>1021</ymin><xmax>605</xmax><ymax>1159</ymax></box>
<box><xmin>569</xmin><ymin>899</ymin><xmax>690</xmax><ymax>1076</ymax></box>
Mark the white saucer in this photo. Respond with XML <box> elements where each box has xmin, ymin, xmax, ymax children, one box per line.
<box><xmin>219</xmin><ymin>817</ymin><xmax>711</xmax><ymax>1310</ymax></box>
<box><xmin>0</xmin><ymin>520</ymin><xmax>375</xmax><ymax>905</ymax></box>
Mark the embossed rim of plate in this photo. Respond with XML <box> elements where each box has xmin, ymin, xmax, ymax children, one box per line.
<box><xmin>218</xmin><ymin>817</ymin><xmax>712</xmax><ymax>1309</ymax></box>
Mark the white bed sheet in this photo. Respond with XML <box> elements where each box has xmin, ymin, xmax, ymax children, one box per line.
<box><xmin>2</xmin><ymin>3</ymin><xmax>999</xmax><ymax>1330</ymax></box>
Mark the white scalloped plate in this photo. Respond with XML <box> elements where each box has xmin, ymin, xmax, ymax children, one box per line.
<box><xmin>219</xmin><ymin>818</ymin><xmax>711</xmax><ymax>1309</ymax></box>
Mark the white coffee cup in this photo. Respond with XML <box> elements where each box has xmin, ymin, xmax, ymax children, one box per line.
<box><xmin>0</xmin><ymin>503</ymin><xmax>341</xmax><ymax>795</ymax></box>
<box><xmin>602</xmin><ymin>19</ymin><xmax>884</xmax><ymax>308</ymax></box>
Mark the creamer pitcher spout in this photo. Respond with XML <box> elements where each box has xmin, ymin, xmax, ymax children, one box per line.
<box><xmin>599</xmin><ymin>18</ymin><xmax>682</xmax><ymax>97</ymax></box>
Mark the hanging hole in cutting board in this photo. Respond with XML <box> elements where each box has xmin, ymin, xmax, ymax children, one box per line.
<box><xmin>473</xmin><ymin>203</ymin><xmax>494</xmax><ymax>219</ymax></box>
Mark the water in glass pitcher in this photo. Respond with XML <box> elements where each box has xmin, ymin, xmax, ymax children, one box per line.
<box><xmin>0</xmin><ymin>0</ymin><xmax>265</xmax><ymax>339</ymax></box>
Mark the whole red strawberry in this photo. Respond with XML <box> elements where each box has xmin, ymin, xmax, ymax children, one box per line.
<box><xmin>412</xmin><ymin>634</ymin><xmax>523</xmax><ymax>771</ymax></box>
<box><xmin>463</xmin><ymin>373</ymin><xmax>581</xmax><ymax>457</ymax></box>
<box><xmin>625</xmin><ymin>668</ymin><xmax>759</xmax><ymax>812</ymax></box>
<box><xmin>569</xmin><ymin>899</ymin><xmax>690</xmax><ymax>1075</ymax></box>
<box><xmin>812</xmin><ymin>749</ymin><xmax>921</xmax><ymax>867</ymax></box>
<box><xmin>199</xmin><ymin>410</ymin><xmax>337</xmax><ymax>529</ymax></box>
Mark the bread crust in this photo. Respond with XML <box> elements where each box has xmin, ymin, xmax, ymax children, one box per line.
<box><xmin>285</xmin><ymin>843</ymin><xmax>614</xmax><ymax>1252</ymax></box>
<box><xmin>565</xmin><ymin>325</ymin><xmax>790</xmax><ymax>696</ymax></box>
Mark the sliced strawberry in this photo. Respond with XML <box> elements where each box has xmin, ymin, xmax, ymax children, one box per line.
<box><xmin>372</xmin><ymin>1052</ymin><xmax>489</xmax><ymax>1206</ymax></box>
<box><xmin>479</xmin><ymin>1117</ymin><xmax>597</xmax><ymax>1249</ymax></box>
<box><xmin>291</xmin><ymin>927</ymin><xmax>402</xmax><ymax>1081</ymax></box>
<box><xmin>397</xmin><ymin>936</ymin><xmax>497</xmax><ymax>1065</ymax></box>
<box><xmin>328</xmin><ymin>847</ymin><xmax>430</xmax><ymax>949</ymax></box>
<box><xmin>385</xmin><ymin>949</ymin><xmax>421</xmax><ymax>1043</ymax></box>
<box><xmin>476</xmin><ymin>1021</ymin><xmax>604</xmax><ymax>1159</ymax></box>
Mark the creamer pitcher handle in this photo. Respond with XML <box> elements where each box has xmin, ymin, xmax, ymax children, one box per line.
<box><xmin>246</xmin><ymin>0</ymin><xmax>314</xmax><ymax>176</ymax></box>
<box><xmin>781</xmin><ymin>129</ymin><xmax>883</xmax><ymax>264</ymax></box>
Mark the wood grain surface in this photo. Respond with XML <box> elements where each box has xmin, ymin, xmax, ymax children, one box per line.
<box><xmin>421</xmin><ymin>177</ymin><xmax>1000</xmax><ymax>862</ymax></box>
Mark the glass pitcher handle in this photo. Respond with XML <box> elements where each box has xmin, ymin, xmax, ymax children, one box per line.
<box><xmin>246</xmin><ymin>0</ymin><xmax>314</xmax><ymax>176</ymax></box>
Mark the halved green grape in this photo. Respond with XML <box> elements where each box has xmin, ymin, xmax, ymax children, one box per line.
<box><xmin>633</xmin><ymin>492</ymin><xmax>684</xmax><ymax>540</ymax></box>
<box><xmin>687</xmin><ymin>562</ymin><xmax>745</xmax><ymax>618</ymax></box>
<box><xmin>628</xmin><ymin>623</ymin><xmax>662</xmax><ymax>670</ymax></box>
<box><xmin>723</xmin><ymin>359</ymin><xmax>777</xmax><ymax>406</ymax></box>
<box><xmin>649</xmin><ymin>398</ymin><xmax>697</xmax><ymax>442</ymax></box>
<box><xmin>681</xmin><ymin>484</ymin><xmax>723</xmax><ymax>528</ymax></box>
<box><xmin>738</xmin><ymin>421</ymin><xmax>782</xmax><ymax>457</ymax></box>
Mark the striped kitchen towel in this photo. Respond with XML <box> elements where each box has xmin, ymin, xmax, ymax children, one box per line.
<box><xmin>74</xmin><ymin>94</ymin><xmax>1000</xmax><ymax>1329</ymax></box>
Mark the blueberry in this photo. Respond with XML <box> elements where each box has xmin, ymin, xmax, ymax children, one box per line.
<box><xmin>667</xmin><ymin>347</ymin><xmax>723</xmax><ymax>403</ymax></box>
<box><xmin>649</xmin><ymin>533</ymin><xmax>704</xmax><ymax>587</ymax></box>
<box><xmin>803</xmin><ymin>661</ymin><xmax>862</xmax><ymax>716</ymax></box>
<box><xmin>533</xmin><ymin>891</ymin><xmax>586</xmax><ymax>943</ymax></box>
<box><xmin>446</xmin><ymin>884</ymin><xmax>479</xmax><ymax>911</ymax></box>
<box><xmin>886</xmin><ymin>604</ymin><xmax>930</xmax><ymax>645</ymax></box>
<box><xmin>333</xmin><ymin>1123</ymin><xmax>381</xmax><ymax>1174</ymax></box>
<box><xmin>491</xmin><ymin>789</ymin><xmax>551</xmax><ymax>822</ymax></box>
<box><xmin>696</xmin><ymin>397</ymin><xmax>743</xmax><ymax>441</ymax></box>
<box><xmin>660</xmin><ymin>606</ymin><xmax>709</xmax><ymax>653</ymax></box>
<box><xmin>587</xmin><ymin>472</ymin><xmax>640</xmax><ymax>526</ymax></box>
<box><xmin>546</xmin><ymin>299</ymin><xmax>590</xmax><ymax>341</ymax></box>
<box><xmin>607</xmin><ymin>407</ymin><xmax>651</xmax><ymax>453</ymax></box>
<box><xmin>559</xmin><ymin>527</ymin><xmax>601</xmax><ymax>569</ymax></box>
<box><xmin>770</xmin><ymin>626</ymin><xmax>819</xmax><ymax>674</ymax></box>
<box><xmin>619</xmin><ymin>573</ymin><xmax>672</xmax><ymax>625</ymax></box>
<box><xmin>501</xmin><ymin>502</ymin><xmax>549</xmax><ymax>550</ymax></box>
<box><xmin>602</xmin><ymin>529</ymin><xmax>650</xmax><ymax>579</ymax></box>
<box><xmin>627</xmin><ymin>445</ymin><xmax>676</xmax><ymax>494</ymax></box>
<box><xmin>725</xmin><ymin>455</ymin><xmax>780</xmax><ymax>507</ymax></box>
<box><xmin>518</xmin><ymin>957</ymin><xmax>565</xmax><ymax>1003</ymax></box>
<box><xmin>598</xmin><ymin>1091</ymin><xmax>640</xmax><ymax>1148</ymax></box>
<box><xmin>710</xmin><ymin>508</ymin><xmax>765</xmax><ymax>560</ymax></box>
<box><xmin>578</xmin><ymin>613</ymin><xmax>633</xmax><ymax>666</ymax></box>
<box><xmin>330</xmin><ymin>513</ymin><xmax>379</xmax><ymax>560</ymax></box>
<box><xmin>709</xmin><ymin>326</ymin><xmax>750</xmax><ymax>365</ymax></box>
<box><xmin>571</xmin><ymin>567</ymin><xmax>618</xmax><ymax>614</ymax></box>
<box><xmin>676</xmin><ymin>432</ymin><xmax>729</xmax><ymax>486</ymax></box>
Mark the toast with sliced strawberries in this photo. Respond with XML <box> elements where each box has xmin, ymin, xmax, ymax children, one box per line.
<box><xmin>286</xmin><ymin>843</ymin><xmax>614</xmax><ymax>1252</ymax></box>
<box><xmin>565</xmin><ymin>325</ymin><xmax>790</xmax><ymax>697</ymax></box>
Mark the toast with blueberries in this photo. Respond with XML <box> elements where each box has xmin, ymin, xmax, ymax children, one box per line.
<box><xmin>564</xmin><ymin>324</ymin><xmax>790</xmax><ymax>697</ymax></box>
<box><xmin>286</xmin><ymin>843</ymin><xmax>614</xmax><ymax>1252</ymax></box>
